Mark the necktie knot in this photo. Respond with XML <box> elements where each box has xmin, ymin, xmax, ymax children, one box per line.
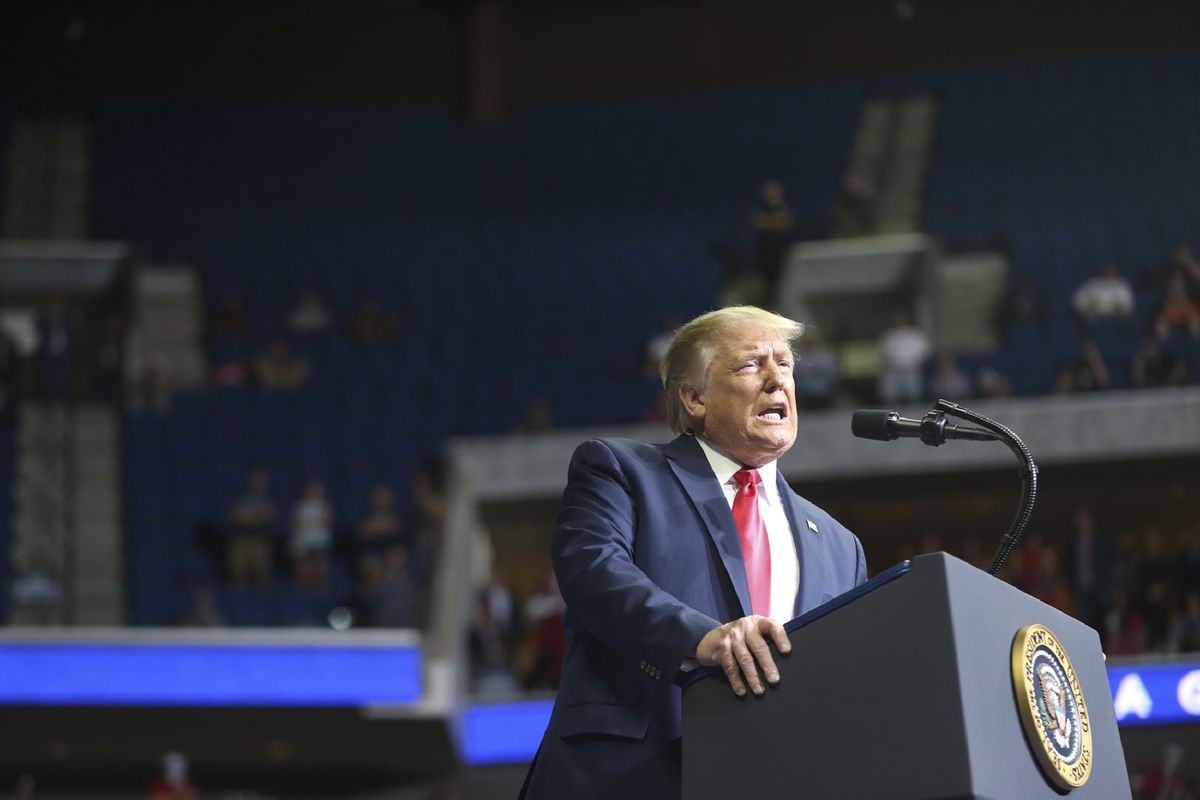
<box><xmin>733</xmin><ymin>468</ymin><xmax>761</xmax><ymax>495</ymax></box>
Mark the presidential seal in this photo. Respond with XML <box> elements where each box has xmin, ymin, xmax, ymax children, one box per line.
<box><xmin>1011</xmin><ymin>624</ymin><xmax>1093</xmax><ymax>789</ymax></box>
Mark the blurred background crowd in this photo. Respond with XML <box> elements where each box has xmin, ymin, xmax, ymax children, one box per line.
<box><xmin>1</xmin><ymin>1</ymin><xmax>1199</xmax><ymax>797</ymax></box>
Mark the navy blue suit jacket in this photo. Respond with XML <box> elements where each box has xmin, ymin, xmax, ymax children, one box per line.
<box><xmin>521</xmin><ymin>435</ymin><xmax>866</xmax><ymax>799</ymax></box>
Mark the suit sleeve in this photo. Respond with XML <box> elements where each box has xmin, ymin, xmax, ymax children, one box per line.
<box><xmin>552</xmin><ymin>439</ymin><xmax>719</xmax><ymax>681</ymax></box>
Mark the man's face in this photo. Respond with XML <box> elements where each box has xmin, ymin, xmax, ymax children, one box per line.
<box><xmin>686</xmin><ymin>325</ymin><xmax>798</xmax><ymax>467</ymax></box>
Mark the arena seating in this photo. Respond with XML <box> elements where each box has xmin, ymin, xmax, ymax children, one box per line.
<box><xmin>91</xmin><ymin>48</ymin><xmax>1200</xmax><ymax>624</ymax></box>
<box><xmin>923</xmin><ymin>49</ymin><xmax>1200</xmax><ymax>392</ymax></box>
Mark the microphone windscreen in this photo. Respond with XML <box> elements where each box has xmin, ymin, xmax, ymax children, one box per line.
<box><xmin>851</xmin><ymin>409</ymin><xmax>894</xmax><ymax>441</ymax></box>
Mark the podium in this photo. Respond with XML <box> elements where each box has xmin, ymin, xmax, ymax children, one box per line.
<box><xmin>681</xmin><ymin>552</ymin><xmax>1130</xmax><ymax>800</ymax></box>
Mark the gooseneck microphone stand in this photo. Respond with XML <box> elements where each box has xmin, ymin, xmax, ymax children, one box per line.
<box><xmin>931</xmin><ymin>399</ymin><xmax>1038</xmax><ymax>576</ymax></box>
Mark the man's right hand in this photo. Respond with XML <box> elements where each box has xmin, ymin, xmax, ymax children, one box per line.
<box><xmin>695</xmin><ymin>616</ymin><xmax>791</xmax><ymax>697</ymax></box>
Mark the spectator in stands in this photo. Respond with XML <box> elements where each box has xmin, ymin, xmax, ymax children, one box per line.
<box><xmin>976</xmin><ymin>365</ymin><xmax>1013</xmax><ymax>399</ymax></box>
<box><xmin>1104</xmin><ymin>590</ymin><xmax>1149</xmax><ymax>656</ymax></box>
<box><xmin>877</xmin><ymin>311</ymin><xmax>931</xmax><ymax>404</ymax></box>
<box><xmin>928</xmin><ymin>353</ymin><xmax>972</xmax><ymax>402</ymax></box>
<box><xmin>132</xmin><ymin>353</ymin><xmax>174</xmax><ymax>413</ymax></box>
<box><xmin>794</xmin><ymin>331</ymin><xmax>839</xmax><ymax>410</ymax></box>
<box><xmin>831</xmin><ymin>172</ymin><xmax>875</xmax><ymax>237</ymax></box>
<box><xmin>210</xmin><ymin>291</ymin><xmax>254</xmax><ymax>337</ymax></box>
<box><xmin>959</xmin><ymin>536</ymin><xmax>991</xmax><ymax>573</ymax></box>
<box><xmin>369</xmin><ymin>546</ymin><xmax>423</xmax><ymax>628</ymax></box>
<box><xmin>207</xmin><ymin>291</ymin><xmax>255</xmax><ymax>386</ymax></box>
<box><xmin>346</xmin><ymin>298</ymin><xmax>396</xmax><ymax>344</ymax></box>
<box><xmin>12</xmin><ymin>773</ymin><xmax>35</xmax><ymax>800</ymax></box>
<box><xmin>1154</xmin><ymin>273</ymin><xmax>1200</xmax><ymax>338</ymax></box>
<box><xmin>290</xmin><ymin>479</ymin><xmax>334</xmax><ymax>593</ymax></box>
<box><xmin>1071</xmin><ymin>264</ymin><xmax>1134</xmax><ymax>321</ymax></box>
<box><xmin>1066</xmin><ymin>508</ymin><xmax>1115</xmax><ymax>633</ymax></box>
<box><xmin>286</xmin><ymin>289</ymin><xmax>332</xmax><ymax>337</ymax></box>
<box><xmin>147</xmin><ymin>751</ymin><xmax>199</xmax><ymax>800</ymax></box>
<box><xmin>470</xmin><ymin>581</ymin><xmax>520</xmax><ymax>694</ymax></box>
<box><xmin>751</xmin><ymin>179</ymin><xmax>794</xmax><ymax>301</ymax></box>
<box><xmin>1139</xmin><ymin>526</ymin><xmax>1176</xmax><ymax>648</ymax></box>
<box><xmin>1132</xmin><ymin>742</ymin><xmax>1199</xmax><ymax>800</ymax></box>
<box><xmin>208</xmin><ymin>357</ymin><xmax>248</xmax><ymax>388</ymax></box>
<box><xmin>407</xmin><ymin>468</ymin><xmax>448</xmax><ymax>588</ymax></box>
<box><xmin>993</xmin><ymin>273</ymin><xmax>1051</xmax><ymax>345</ymax></box>
<box><xmin>1156</xmin><ymin>243</ymin><xmax>1200</xmax><ymax>302</ymax></box>
<box><xmin>1015</xmin><ymin>531</ymin><xmax>1049</xmax><ymax>597</ymax></box>
<box><xmin>1112</xmin><ymin>530</ymin><xmax>1141</xmax><ymax>598</ymax></box>
<box><xmin>481</xmin><ymin>575</ymin><xmax>517</xmax><ymax>648</ymax></box>
<box><xmin>1054</xmin><ymin>339</ymin><xmax>1110</xmax><ymax>394</ymax></box>
<box><xmin>519</xmin><ymin>572</ymin><xmax>566</xmax><ymax>691</ymax></box>
<box><xmin>227</xmin><ymin>468</ymin><xmax>277</xmax><ymax>589</ymax></box>
<box><xmin>1032</xmin><ymin>547</ymin><xmax>1072</xmax><ymax>614</ymax></box>
<box><xmin>253</xmin><ymin>335</ymin><xmax>310</xmax><ymax>389</ymax></box>
<box><xmin>180</xmin><ymin>587</ymin><xmax>225</xmax><ymax>627</ymax></box>
<box><xmin>358</xmin><ymin>484</ymin><xmax>403</xmax><ymax>593</ymax></box>
<box><xmin>1131</xmin><ymin>335</ymin><xmax>1181</xmax><ymax>388</ymax></box>
<box><xmin>1170</xmin><ymin>591</ymin><xmax>1200</xmax><ymax>653</ymax></box>
<box><xmin>35</xmin><ymin>297</ymin><xmax>76</xmax><ymax>402</ymax></box>
<box><xmin>997</xmin><ymin>273</ymin><xmax>1048</xmax><ymax>334</ymax></box>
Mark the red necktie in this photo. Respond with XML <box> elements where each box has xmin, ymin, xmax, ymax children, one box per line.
<box><xmin>732</xmin><ymin>468</ymin><xmax>771</xmax><ymax>617</ymax></box>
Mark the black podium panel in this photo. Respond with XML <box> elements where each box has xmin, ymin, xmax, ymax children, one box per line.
<box><xmin>682</xmin><ymin>552</ymin><xmax>1129</xmax><ymax>800</ymax></box>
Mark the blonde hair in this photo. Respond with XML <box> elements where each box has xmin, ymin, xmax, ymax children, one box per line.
<box><xmin>659</xmin><ymin>306</ymin><xmax>804</xmax><ymax>434</ymax></box>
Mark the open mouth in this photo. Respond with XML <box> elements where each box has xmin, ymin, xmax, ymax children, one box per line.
<box><xmin>757</xmin><ymin>403</ymin><xmax>788</xmax><ymax>422</ymax></box>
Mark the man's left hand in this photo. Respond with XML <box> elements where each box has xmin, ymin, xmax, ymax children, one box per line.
<box><xmin>694</xmin><ymin>615</ymin><xmax>791</xmax><ymax>697</ymax></box>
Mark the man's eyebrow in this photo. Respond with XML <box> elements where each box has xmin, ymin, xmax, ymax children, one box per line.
<box><xmin>733</xmin><ymin>345</ymin><xmax>788</xmax><ymax>358</ymax></box>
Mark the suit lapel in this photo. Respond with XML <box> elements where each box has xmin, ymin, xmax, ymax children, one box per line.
<box><xmin>665</xmin><ymin>435</ymin><xmax>752</xmax><ymax>617</ymax></box>
<box><xmin>777</xmin><ymin>471</ymin><xmax>830</xmax><ymax>618</ymax></box>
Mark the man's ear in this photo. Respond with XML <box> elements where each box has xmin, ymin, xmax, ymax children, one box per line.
<box><xmin>679</xmin><ymin>383</ymin><xmax>705</xmax><ymax>430</ymax></box>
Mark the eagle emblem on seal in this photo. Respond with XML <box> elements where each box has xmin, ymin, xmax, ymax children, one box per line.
<box><xmin>1038</xmin><ymin>666</ymin><xmax>1071</xmax><ymax>739</ymax></box>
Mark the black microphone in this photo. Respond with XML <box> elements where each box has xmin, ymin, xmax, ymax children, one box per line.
<box><xmin>854</xmin><ymin>399</ymin><xmax>1038</xmax><ymax>577</ymax></box>
<box><xmin>851</xmin><ymin>409</ymin><xmax>999</xmax><ymax>446</ymax></box>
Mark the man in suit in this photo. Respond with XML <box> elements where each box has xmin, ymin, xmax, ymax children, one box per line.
<box><xmin>520</xmin><ymin>306</ymin><xmax>867</xmax><ymax>799</ymax></box>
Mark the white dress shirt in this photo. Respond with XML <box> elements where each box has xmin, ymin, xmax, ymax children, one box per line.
<box><xmin>696</xmin><ymin>437</ymin><xmax>800</xmax><ymax>623</ymax></box>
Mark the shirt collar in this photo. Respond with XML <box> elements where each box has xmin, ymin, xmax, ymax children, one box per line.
<box><xmin>695</xmin><ymin>436</ymin><xmax>779</xmax><ymax>504</ymax></box>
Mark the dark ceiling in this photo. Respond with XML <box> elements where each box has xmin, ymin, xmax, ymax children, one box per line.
<box><xmin>2</xmin><ymin>1</ymin><xmax>1199</xmax><ymax>114</ymax></box>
